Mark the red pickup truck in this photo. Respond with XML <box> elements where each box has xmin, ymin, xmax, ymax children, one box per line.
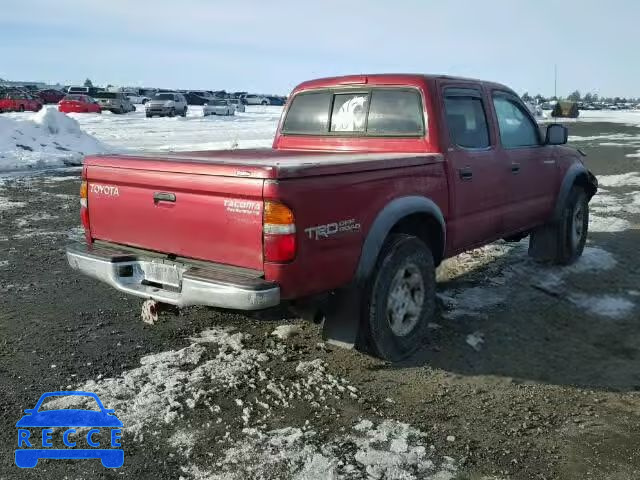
<box><xmin>67</xmin><ymin>74</ymin><xmax>597</xmax><ymax>361</ymax></box>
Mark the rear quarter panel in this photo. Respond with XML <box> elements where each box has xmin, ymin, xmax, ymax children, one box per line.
<box><xmin>264</xmin><ymin>162</ymin><xmax>448</xmax><ymax>299</ymax></box>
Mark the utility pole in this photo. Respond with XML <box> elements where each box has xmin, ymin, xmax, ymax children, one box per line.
<box><xmin>554</xmin><ymin>64</ymin><xmax>557</xmax><ymax>99</ymax></box>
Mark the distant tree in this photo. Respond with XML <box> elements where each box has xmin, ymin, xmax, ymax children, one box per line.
<box><xmin>567</xmin><ymin>90</ymin><xmax>581</xmax><ymax>102</ymax></box>
<box><xmin>521</xmin><ymin>92</ymin><xmax>532</xmax><ymax>102</ymax></box>
<box><xmin>84</xmin><ymin>78</ymin><xmax>93</xmax><ymax>87</ymax></box>
<box><xmin>534</xmin><ymin>94</ymin><xmax>546</xmax><ymax>103</ymax></box>
<box><xmin>583</xmin><ymin>92</ymin><xmax>593</xmax><ymax>103</ymax></box>
<box><xmin>106</xmin><ymin>84</ymin><xmax>113</xmax><ymax>88</ymax></box>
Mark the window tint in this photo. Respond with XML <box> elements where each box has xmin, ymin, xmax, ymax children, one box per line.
<box><xmin>331</xmin><ymin>93</ymin><xmax>369</xmax><ymax>132</ymax></box>
<box><xmin>282</xmin><ymin>91</ymin><xmax>331</xmax><ymax>133</ymax></box>
<box><xmin>444</xmin><ymin>95</ymin><xmax>490</xmax><ymax>148</ymax></box>
<box><xmin>492</xmin><ymin>96</ymin><xmax>539</xmax><ymax>148</ymax></box>
<box><xmin>367</xmin><ymin>90</ymin><xmax>423</xmax><ymax>135</ymax></box>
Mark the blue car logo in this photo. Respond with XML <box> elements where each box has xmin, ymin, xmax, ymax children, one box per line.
<box><xmin>15</xmin><ymin>391</ymin><xmax>123</xmax><ymax>468</ymax></box>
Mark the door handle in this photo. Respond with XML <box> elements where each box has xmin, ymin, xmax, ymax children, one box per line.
<box><xmin>459</xmin><ymin>167</ymin><xmax>473</xmax><ymax>181</ymax></box>
<box><xmin>153</xmin><ymin>192</ymin><xmax>176</xmax><ymax>204</ymax></box>
<box><xmin>511</xmin><ymin>163</ymin><xmax>521</xmax><ymax>174</ymax></box>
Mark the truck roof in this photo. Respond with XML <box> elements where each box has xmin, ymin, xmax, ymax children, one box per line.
<box><xmin>292</xmin><ymin>73</ymin><xmax>513</xmax><ymax>94</ymax></box>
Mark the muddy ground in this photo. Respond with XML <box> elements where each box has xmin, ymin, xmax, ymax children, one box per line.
<box><xmin>0</xmin><ymin>121</ymin><xmax>639</xmax><ymax>479</ymax></box>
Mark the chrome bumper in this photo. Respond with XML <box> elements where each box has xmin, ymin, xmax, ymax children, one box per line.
<box><xmin>66</xmin><ymin>243</ymin><xmax>280</xmax><ymax>310</ymax></box>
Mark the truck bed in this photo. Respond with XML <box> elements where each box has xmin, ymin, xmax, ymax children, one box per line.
<box><xmin>84</xmin><ymin>149</ymin><xmax>443</xmax><ymax>179</ymax></box>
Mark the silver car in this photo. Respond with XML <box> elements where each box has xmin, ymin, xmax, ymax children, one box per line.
<box><xmin>203</xmin><ymin>99</ymin><xmax>235</xmax><ymax>116</ymax></box>
<box><xmin>227</xmin><ymin>99</ymin><xmax>245</xmax><ymax>112</ymax></box>
<box><xmin>93</xmin><ymin>92</ymin><xmax>135</xmax><ymax>114</ymax></box>
<box><xmin>145</xmin><ymin>92</ymin><xmax>188</xmax><ymax>117</ymax></box>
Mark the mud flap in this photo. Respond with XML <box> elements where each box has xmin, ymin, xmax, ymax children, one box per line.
<box><xmin>528</xmin><ymin>222</ymin><xmax>559</xmax><ymax>262</ymax></box>
<box><xmin>321</xmin><ymin>287</ymin><xmax>362</xmax><ymax>349</ymax></box>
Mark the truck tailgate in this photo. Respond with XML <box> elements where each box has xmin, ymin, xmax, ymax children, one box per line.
<box><xmin>85</xmin><ymin>164</ymin><xmax>265</xmax><ymax>270</ymax></box>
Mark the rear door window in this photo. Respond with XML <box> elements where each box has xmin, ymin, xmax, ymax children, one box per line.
<box><xmin>444</xmin><ymin>90</ymin><xmax>490</xmax><ymax>149</ymax></box>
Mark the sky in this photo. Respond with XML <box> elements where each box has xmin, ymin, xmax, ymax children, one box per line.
<box><xmin>1</xmin><ymin>0</ymin><xmax>638</xmax><ymax>97</ymax></box>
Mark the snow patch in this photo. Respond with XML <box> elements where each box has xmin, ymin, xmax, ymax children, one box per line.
<box><xmin>569</xmin><ymin>294</ymin><xmax>635</xmax><ymax>319</ymax></box>
<box><xmin>589</xmin><ymin>215</ymin><xmax>632</xmax><ymax>232</ymax></box>
<box><xmin>466</xmin><ymin>332</ymin><xmax>485</xmax><ymax>351</ymax></box>
<box><xmin>0</xmin><ymin>107</ymin><xmax>110</xmax><ymax>172</ymax></box>
<box><xmin>597</xmin><ymin>172</ymin><xmax>640</xmax><ymax>188</ymax></box>
<box><xmin>0</xmin><ymin>197</ymin><xmax>26</xmax><ymax>211</ymax></box>
<box><xmin>271</xmin><ymin>324</ymin><xmax>303</xmax><ymax>340</ymax></box>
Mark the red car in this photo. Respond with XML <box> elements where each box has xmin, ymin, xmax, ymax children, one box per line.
<box><xmin>0</xmin><ymin>92</ymin><xmax>43</xmax><ymax>112</ymax></box>
<box><xmin>37</xmin><ymin>89</ymin><xmax>66</xmax><ymax>104</ymax></box>
<box><xmin>67</xmin><ymin>73</ymin><xmax>597</xmax><ymax>361</ymax></box>
<box><xmin>58</xmin><ymin>95</ymin><xmax>101</xmax><ymax>114</ymax></box>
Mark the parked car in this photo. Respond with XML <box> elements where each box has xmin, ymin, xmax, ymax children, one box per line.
<box><xmin>145</xmin><ymin>92</ymin><xmax>187</xmax><ymax>117</ymax></box>
<box><xmin>243</xmin><ymin>94</ymin><xmax>270</xmax><ymax>105</ymax></box>
<box><xmin>126</xmin><ymin>93</ymin><xmax>150</xmax><ymax>104</ymax></box>
<box><xmin>267</xmin><ymin>96</ymin><xmax>286</xmax><ymax>106</ymax></box>
<box><xmin>37</xmin><ymin>89</ymin><xmax>66</xmax><ymax>104</ymax></box>
<box><xmin>183</xmin><ymin>91</ymin><xmax>214</xmax><ymax>105</ymax></box>
<box><xmin>58</xmin><ymin>94</ymin><xmax>101</xmax><ymax>113</ymax></box>
<box><xmin>67</xmin><ymin>73</ymin><xmax>597</xmax><ymax>362</ymax></box>
<box><xmin>0</xmin><ymin>92</ymin><xmax>42</xmax><ymax>112</ymax></box>
<box><xmin>203</xmin><ymin>99</ymin><xmax>235</xmax><ymax>116</ymax></box>
<box><xmin>93</xmin><ymin>91</ymin><xmax>135</xmax><ymax>114</ymax></box>
<box><xmin>227</xmin><ymin>98</ymin><xmax>245</xmax><ymax>112</ymax></box>
<box><xmin>67</xmin><ymin>86</ymin><xmax>102</xmax><ymax>97</ymax></box>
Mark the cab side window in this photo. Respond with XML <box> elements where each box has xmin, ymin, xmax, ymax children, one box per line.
<box><xmin>444</xmin><ymin>89</ymin><xmax>490</xmax><ymax>149</ymax></box>
<box><xmin>492</xmin><ymin>95</ymin><xmax>540</xmax><ymax>148</ymax></box>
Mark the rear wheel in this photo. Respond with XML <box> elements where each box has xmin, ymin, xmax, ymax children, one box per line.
<box><xmin>358</xmin><ymin>234</ymin><xmax>436</xmax><ymax>362</ymax></box>
<box><xmin>168</xmin><ymin>108</ymin><xmax>175</xmax><ymax>117</ymax></box>
<box><xmin>181</xmin><ymin>107</ymin><xmax>187</xmax><ymax>117</ymax></box>
<box><xmin>261</xmin><ymin>100</ymin><xmax>268</xmax><ymax>105</ymax></box>
<box><xmin>18</xmin><ymin>105</ymin><xmax>25</xmax><ymax>112</ymax></box>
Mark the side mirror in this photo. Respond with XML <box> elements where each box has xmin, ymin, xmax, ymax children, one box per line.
<box><xmin>545</xmin><ymin>123</ymin><xmax>568</xmax><ymax>145</ymax></box>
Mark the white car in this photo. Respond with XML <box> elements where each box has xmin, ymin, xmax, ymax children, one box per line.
<box><xmin>243</xmin><ymin>94</ymin><xmax>270</xmax><ymax>105</ymax></box>
<box><xmin>203</xmin><ymin>100</ymin><xmax>235</xmax><ymax>116</ymax></box>
<box><xmin>227</xmin><ymin>99</ymin><xmax>245</xmax><ymax>112</ymax></box>
<box><xmin>126</xmin><ymin>94</ymin><xmax>150</xmax><ymax>104</ymax></box>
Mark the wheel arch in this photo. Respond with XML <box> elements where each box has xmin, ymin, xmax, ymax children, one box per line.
<box><xmin>553</xmin><ymin>163</ymin><xmax>598</xmax><ymax>221</ymax></box>
<box><xmin>354</xmin><ymin>196</ymin><xmax>446</xmax><ymax>284</ymax></box>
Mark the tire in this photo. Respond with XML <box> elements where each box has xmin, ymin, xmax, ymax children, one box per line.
<box><xmin>181</xmin><ymin>108</ymin><xmax>187</xmax><ymax>117</ymax></box>
<box><xmin>261</xmin><ymin>100</ymin><xmax>268</xmax><ymax>105</ymax></box>
<box><xmin>18</xmin><ymin>105</ymin><xmax>25</xmax><ymax>112</ymax></box>
<box><xmin>529</xmin><ymin>186</ymin><xmax>589</xmax><ymax>265</ymax></box>
<box><xmin>168</xmin><ymin>108</ymin><xmax>175</xmax><ymax>117</ymax></box>
<box><xmin>146</xmin><ymin>113</ymin><xmax>152</xmax><ymax>118</ymax></box>
<box><xmin>358</xmin><ymin>234</ymin><xmax>436</xmax><ymax>362</ymax></box>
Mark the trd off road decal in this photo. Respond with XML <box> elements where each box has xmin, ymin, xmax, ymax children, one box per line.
<box><xmin>305</xmin><ymin>218</ymin><xmax>361</xmax><ymax>240</ymax></box>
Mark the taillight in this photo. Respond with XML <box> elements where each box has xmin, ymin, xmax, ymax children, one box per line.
<box><xmin>80</xmin><ymin>180</ymin><xmax>90</xmax><ymax>231</ymax></box>
<box><xmin>263</xmin><ymin>201</ymin><xmax>296</xmax><ymax>262</ymax></box>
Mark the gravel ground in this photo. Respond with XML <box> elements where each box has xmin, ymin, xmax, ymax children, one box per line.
<box><xmin>0</xmin><ymin>121</ymin><xmax>639</xmax><ymax>479</ymax></box>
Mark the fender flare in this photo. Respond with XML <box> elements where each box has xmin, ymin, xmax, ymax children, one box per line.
<box><xmin>553</xmin><ymin>163</ymin><xmax>598</xmax><ymax>221</ymax></box>
<box><xmin>354</xmin><ymin>196</ymin><xmax>446</xmax><ymax>283</ymax></box>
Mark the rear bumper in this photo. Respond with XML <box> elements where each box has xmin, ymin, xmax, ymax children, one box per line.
<box><xmin>66</xmin><ymin>243</ymin><xmax>280</xmax><ymax>310</ymax></box>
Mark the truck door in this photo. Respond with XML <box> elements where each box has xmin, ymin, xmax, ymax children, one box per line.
<box><xmin>489</xmin><ymin>91</ymin><xmax>558</xmax><ymax>233</ymax></box>
<box><xmin>441</xmin><ymin>85</ymin><xmax>506</xmax><ymax>252</ymax></box>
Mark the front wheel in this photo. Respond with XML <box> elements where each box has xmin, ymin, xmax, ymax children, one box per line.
<box><xmin>181</xmin><ymin>108</ymin><xmax>187</xmax><ymax>117</ymax></box>
<box><xmin>168</xmin><ymin>108</ymin><xmax>175</xmax><ymax>117</ymax></box>
<box><xmin>359</xmin><ymin>234</ymin><xmax>436</xmax><ymax>362</ymax></box>
<box><xmin>529</xmin><ymin>186</ymin><xmax>589</xmax><ymax>265</ymax></box>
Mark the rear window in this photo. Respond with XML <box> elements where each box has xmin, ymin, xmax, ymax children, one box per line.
<box><xmin>154</xmin><ymin>93</ymin><xmax>175</xmax><ymax>100</ymax></box>
<box><xmin>94</xmin><ymin>92</ymin><xmax>117</xmax><ymax>99</ymax></box>
<box><xmin>282</xmin><ymin>88</ymin><xmax>424</xmax><ymax>136</ymax></box>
